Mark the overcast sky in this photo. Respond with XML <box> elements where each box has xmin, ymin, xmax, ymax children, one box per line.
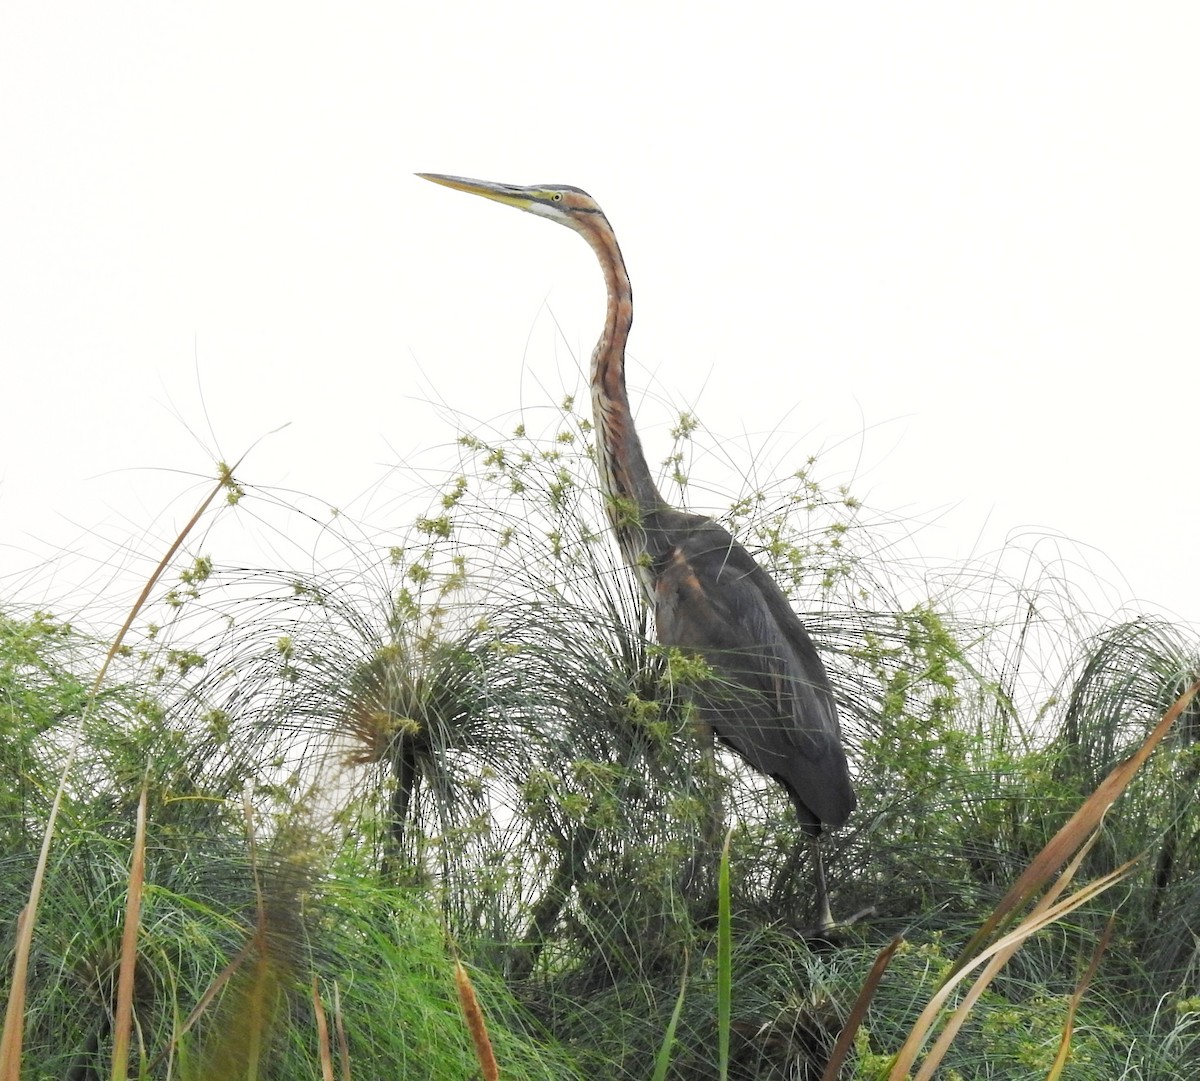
<box><xmin>2</xmin><ymin>4</ymin><xmax>1198</xmax><ymax>635</ymax></box>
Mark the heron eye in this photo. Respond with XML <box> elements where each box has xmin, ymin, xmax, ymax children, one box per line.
<box><xmin>551</xmin><ymin>192</ymin><xmax>563</xmax><ymax>202</ymax></box>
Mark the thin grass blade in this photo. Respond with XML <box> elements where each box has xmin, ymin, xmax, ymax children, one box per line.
<box><xmin>332</xmin><ymin>981</ymin><xmax>351</xmax><ymax>1081</ymax></box>
<box><xmin>651</xmin><ymin>952</ymin><xmax>689</xmax><ymax>1081</ymax></box>
<box><xmin>1044</xmin><ymin>917</ymin><xmax>1114</xmax><ymax>1081</ymax></box>
<box><xmin>147</xmin><ymin>933</ymin><xmax>255</xmax><ymax>1071</ymax></box>
<box><xmin>718</xmin><ymin>828</ymin><xmax>732</xmax><ymax>1081</ymax></box>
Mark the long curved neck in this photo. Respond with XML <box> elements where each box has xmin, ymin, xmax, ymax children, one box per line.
<box><xmin>578</xmin><ymin>216</ymin><xmax>666</xmax><ymax>574</ymax></box>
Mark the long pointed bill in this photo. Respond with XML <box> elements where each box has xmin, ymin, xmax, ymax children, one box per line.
<box><xmin>416</xmin><ymin>172</ymin><xmax>536</xmax><ymax>211</ymax></box>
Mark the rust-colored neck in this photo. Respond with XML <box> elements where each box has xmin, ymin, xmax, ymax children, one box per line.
<box><xmin>579</xmin><ymin>214</ymin><xmax>665</xmax><ymax>582</ymax></box>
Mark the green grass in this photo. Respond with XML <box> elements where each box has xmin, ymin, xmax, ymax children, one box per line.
<box><xmin>2</xmin><ymin>399</ymin><xmax>1200</xmax><ymax>1078</ymax></box>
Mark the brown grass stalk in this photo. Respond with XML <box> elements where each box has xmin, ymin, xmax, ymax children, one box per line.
<box><xmin>825</xmin><ymin>683</ymin><xmax>1197</xmax><ymax>1081</ymax></box>
<box><xmin>819</xmin><ymin>936</ymin><xmax>904</xmax><ymax>1081</ymax></box>
<box><xmin>887</xmin><ymin>680</ymin><xmax>1199</xmax><ymax>1080</ymax></box>
<box><xmin>312</xmin><ymin>977</ymin><xmax>335</xmax><ymax>1081</ymax></box>
<box><xmin>910</xmin><ymin>827</ymin><xmax>1109</xmax><ymax>1081</ymax></box>
<box><xmin>110</xmin><ymin>786</ymin><xmax>149</xmax><ymax>1081</ymax></box>
<box><xmin>454</xmin><ymin>960</ymin><xmax>499</xmax><ymax>1081</ymax></box>
<box><xmin>890</xmin><ymin>860</ymin><xmax>1134</xmax><ymax>1080</ymax></box>
<box><xmin>952</xmin><ymin>679</ymin><xmax>1200</xmax><ymax>975</ymax></box>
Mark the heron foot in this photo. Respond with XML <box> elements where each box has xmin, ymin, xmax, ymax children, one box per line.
<box><xmin>798</xmin><ymin>904</ymin><xmax>875</xmax><ymax>943</ymax></box>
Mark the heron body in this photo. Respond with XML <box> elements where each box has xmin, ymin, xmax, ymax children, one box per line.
<box><xmin>419</xmin><ymin>173</ymin><xmax>855</xmax><ymax>917</ymax></box>
<box><xmin>648</xmin><ymin>509</ymin><xmax>852</xmax><ymax>834</ymax></box>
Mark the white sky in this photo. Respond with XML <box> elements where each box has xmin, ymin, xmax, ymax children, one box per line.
<box><xmin>2</xmin><ymin>4</ymin><xmax>1198</xmax><ymax>633</ymax></box>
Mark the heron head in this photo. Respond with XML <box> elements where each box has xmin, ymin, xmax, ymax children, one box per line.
<box><xmin>417</xmin><ymin>173</ymin><xmax>603</xmax><ymax>232</ymax></box>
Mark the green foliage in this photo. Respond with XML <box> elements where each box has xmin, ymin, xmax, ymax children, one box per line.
<box><xmin>0</xmin><ymin>611</ymin><xmax>89</xmax><ymax>848</ymax></box>
<box><xmin>842</xmin><ymin>935</ymin><xmax>1155</xmax><ymax>1080</ymax></box>
<box><xmin>0</xmin><ymin>611</ymin><xmax>582</xmax><ymax>1079</ymax></box>
<box><xmin>3</xmin><ymin>400</ymin><xmax>1200</xmax><ymax>1078</ymax></box>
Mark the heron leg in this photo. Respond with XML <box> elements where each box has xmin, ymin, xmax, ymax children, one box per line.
<box><xmin>680</xmin><ymin>735</ymin><xmax>725</xmax><ymax>904</ymax></box>
<box><xmin>702</xmin><ymin>742</ymin><xmax>727</xmax><ymax>849</ymax></box>
<box><xmin>811</xmin><ymin>833</ymin><xmax>834</xmax><ymax>932</ymax></box>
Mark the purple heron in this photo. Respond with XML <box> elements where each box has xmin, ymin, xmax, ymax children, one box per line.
<box><xmin>419</xmin><ymin>173</ymin><xmax>855</xmax><ymax>928</ymax></box>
